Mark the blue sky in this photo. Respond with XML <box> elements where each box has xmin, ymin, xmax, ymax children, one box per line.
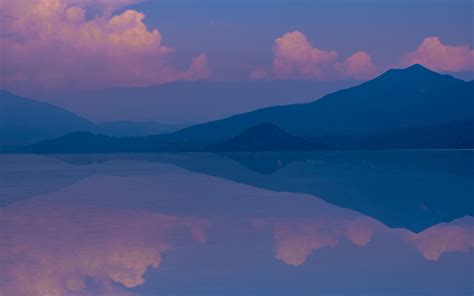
<box><xmin>128</xmin><ymin>0</ymin><xmax>473</xmax><ymax>79</ymax></box>
<box><xmin>1</xmin><ymin>0</ymin><xmax>472</xmax><ymax>94</ymax></box>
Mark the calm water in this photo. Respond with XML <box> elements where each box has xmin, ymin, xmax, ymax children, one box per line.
<box><xmin>1</xmin><ymin>151</ymin><xmax>473</xmax><ymax>296</ymax></box>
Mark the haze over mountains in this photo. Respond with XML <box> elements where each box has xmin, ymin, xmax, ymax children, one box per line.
<box><xmin>0</xmin><ymin>80</ymin><xmax>352</xmax><ymax>147</ymax></box>
<box><xmin>2</xmin><ymin>64</ymin><xmax>473</xmax><ymax>152</ymax></box>
<box><xmin>35</xmin><ymin>80</ymin><xmax>354</xmax><ymax>123</ymax></box>
<box><xmin>154</xmin><ymin>64</ymin><xmax>473</xmax><ymax>146</ymax></box>
<box><xmin>0</xmin><ymin>90</ymin><xmax>189</xmax><ymax>147</ymax></box>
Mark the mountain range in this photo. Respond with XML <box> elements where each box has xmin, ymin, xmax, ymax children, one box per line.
<box><xmin>0</xmin><ymin>90</ymin><xmax>188</xmax><ymax>147</ymax></box>
<box><xmin>38</xmin><ymin>79</ymin><xmax>354</xmax><ymax>123</ymax></box>
<box><xmin>3</xmin><ymin>64</ymin><xmax>474</xmax><ymax>152</ymax></box>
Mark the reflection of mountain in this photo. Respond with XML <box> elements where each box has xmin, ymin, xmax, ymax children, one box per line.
<box><xmin>2</xmin><ymin>155</ymin><xmax>473</xmax><ymax>295</ymax></box>
<box><xmin>253</xmin><ymin>216</ymin><xmax>474</xmax><ymax>266</ymax></box>
<box><xmin>22</xmin><ymin>65</ymin><xmax>474</xmax><ymax>152</ymax></box>
<box><xmin>0</xmin><ymin>155</ymin><xmax>93</xmax><ymax>207</ymax></box>
<box><xmin>151</xmin><ymin>151</ymin><xmax>474</xmax><ymax>232</ymax></box>
<box><xmin>1</xmin><ymin>196</ymin><xmax>472</xmax><ymax>296</ymax></box>
<box><xmin>17</xmin><ymin>151</ymin><xmax>473</xmax><ymax>233</ymax></box>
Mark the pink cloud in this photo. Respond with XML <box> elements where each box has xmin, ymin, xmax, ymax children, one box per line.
<box><xmin>0</xmin><ymin>0</ymin><xmax>210</xmax><ymax>91</ymax></box>
<box><xmin>402</xmin><ymin>36</ymin><xmax>474</xmax><ymax>72</ymax></box>
<box><xmin>249</xmin><ymin>68</ymin><xmax>269</xmax><ymax>80</ymax></box>
<box><xmin>273</xmin><ymin>31</ymin><xmax>339</xmax><ymax>79</ymax></box>
<box><xmin>336</xmin><ymin>51</ymin><xmax>377</xmax><ymax>80</ymax></box>
<box><xmin>265</xmin><ymin>31</ymin><xmax>377</xmax><ymax>81</ymax></box>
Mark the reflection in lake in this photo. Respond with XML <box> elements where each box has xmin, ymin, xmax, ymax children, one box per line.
<box><xmin>0</xmin><ymin>152</ymin><xmax>473</xmax><ymax>295</ymax></box>
<box><xmin>0</xmin><ymin>200</ymin><xmax>208</xmax><ymax>295</ymax></box>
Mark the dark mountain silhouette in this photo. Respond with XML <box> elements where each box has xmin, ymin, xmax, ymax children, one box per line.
<box><xmin>17</xmin><ymin>65</ymin><xmax>474</xmax><ymax>152</ymax></box>
<box><xmin>0</xmin><ymin>90</ymin><xmax>97</xmax><ymax>147</ymax></box>
<box><xmin>208</xmin><ymin>123</ymin><xmax>322</xmax><ymax>151</ymax></box>
<box><xmin>147</xmin><ymin>64</ymin><xmax>473</xmax><ymax>147</ymax></box>
<box><xmin>309</xmin><ymin>120</ymin><xmax>474</xmax><ymax>150</ymax></box>
<box><xmin>0</xmin><ymin>90</ymin><xmax>190</xmax><ymax>147</ymax></box>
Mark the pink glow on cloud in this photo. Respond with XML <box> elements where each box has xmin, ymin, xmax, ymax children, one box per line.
<box><xmin>249</xmin><ymin>68</ymin><xmax>269</xmax><ymax>80</ymax></box>
<box><xmin>273</xmin><ymin>31</ymin><xmax>339</xmax><ymax>80</ymax></box>
<box><xmin>402</xmin><ymin>37</ymin><xmax>474</xmax><ymax>72</ymax></box>
<box><xmin>261</xmin><ymin>31</ymin><xmax>378</xmax><ymax>81</ymax></box>
<box><xmin>336</xmin><ymin>51</ymin><xmax>377</xmax><ymax>80</ymax></box>
<box><xmin>0</xmin><ymin>0</ymin><xmax>210</xmax><ymax>91</ymax></box>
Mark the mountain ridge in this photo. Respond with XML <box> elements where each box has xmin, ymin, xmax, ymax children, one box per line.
<box><xmin>7</xmin><ymin>64</ymin><xmax>474</xmax><ymax>153</ymax></box>
<box><xmin>0</xmin><ymin>90</ymin><xmax>189</xmax><ymax>146</ymax></box>
<box><xmin>208</xmin><ymin>123</ymin><xmax>321</xmax><ymax>151</ymax></box>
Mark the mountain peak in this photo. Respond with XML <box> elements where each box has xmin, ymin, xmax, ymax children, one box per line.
<box><xmin>242</xmin><ymin>122</ymin><xmax>286</xmax><ymax>134</ymax></box>
<box><xmin>373</xmin><ymin>63</ymin><xmax>453</xmax><ymax>85</ymax></box>
<box><xmin>207</xmin><ymin>122</ymin><xmax>320</xmax><ymax>151</ymax></box>
<box><xmin>405</xmin><ymin>63</ymin><xmax>433</xmax><ymax>72</ymax></box>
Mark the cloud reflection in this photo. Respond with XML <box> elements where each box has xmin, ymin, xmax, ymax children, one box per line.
<box><xmin>253</xmin><ymin>216</ymin><xmax>474</xmax><ymax>267</ymax></box>
<box><xmin>252</xmin><ymin>217</ymin><xmax>381</xmax><ymax>266</ymax></box>
<box><xmin>0</xmin><ymin>200</ymin><xmax>209</xmax><ymax>296</ymax></box>
<box><xmin>401</xmin><ymin>219</ymin><xmax>474</xmax><ymax>260</ymax></box>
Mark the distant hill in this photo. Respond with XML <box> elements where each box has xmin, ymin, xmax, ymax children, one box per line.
<box><xmin>310</xmin><ymin>120</ymin><xmax>474</xmax><ymax>150</ymax></box>
<box><xmin>97</xmin><ymin>121</ymin><xmax>189</xmax><ymax>137</ymax></box>
<box><xmin>0</xmin><ymin>90</ymin><xmax>97</xmax><ymax>147</ymax></box>
<box><xmin>18</xmin><ymin>65</ymin><xmax>474</xmax><ymax>153</ymax></box>
<box><xmin>42</xmin><ymin>80</ymin><xmax>355</xmax><ymax>123</ymax></box>
<box><xmin>0</xmin><ymin>90</ymin><xmax>189</xmax><ymax>147</ymax></box>
<box><xmin>208</xmin><ymin>123</ymin><xmax>321</xmax><ymax>151</ymax></box>
<box><xmin>210</xmin><ymin>120</ymin><xmax>474</xmax><ymax>151</ymax></box>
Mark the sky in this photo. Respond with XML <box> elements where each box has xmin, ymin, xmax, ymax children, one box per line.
<box><xmin>0</xmin><ymin>0</ymin><xmax>473</xmax><ymax>95</ymax></box>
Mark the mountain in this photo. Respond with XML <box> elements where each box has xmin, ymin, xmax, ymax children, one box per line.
<box><xmin>0</xmin><ymin>90</ymin><xmax>191</xmax><ymax>147</ymax></box>
<box><xmin>0</xmin><ymin>90</ymin><xmax>97</xmax><ymax>147</ymax></box>
<box><xmin>40</xmin><ymin>80</ymin><xmax>355</xmax><ymax>123</ymax></box>
<box><xmin>152</xmin><ymin>64</ymin><xmax>473</xmax><ymax>146</ymax></box>
<box><xmin>208</xmin><ymin>123</ymin><xmax>321</xmax><ymax>151</ymax></box>
<box><xmin>310</xmin><ymin>120</ymin><xmax>474</xmax><ymax>150</ymax></box>
<box><xmin>21</xmin><ymin>65</ymin><xmax>474</xmax><ymax>152</ymax></box>
<box><xmin>97</xmin><ymin>121</ymin><xmax>190</xmax><ymax>137</ymax></box>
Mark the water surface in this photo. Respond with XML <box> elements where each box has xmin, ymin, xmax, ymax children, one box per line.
<box><xmin>1</xmin><ymin>151</ymin><xmax>473</xmax><ymax>295</ymax></box>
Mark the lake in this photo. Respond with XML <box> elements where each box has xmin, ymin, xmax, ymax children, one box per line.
<box><xmin>1</xmin><ymin>151</ymin><xmax>473</xmax><ymax>295</ymax></box>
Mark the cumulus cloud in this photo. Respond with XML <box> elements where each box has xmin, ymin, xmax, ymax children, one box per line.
<box><xmin>250</xmin><ymin>30</ymin><xmax>377</xmax><ymax>81</ymax></box>
<box><xmin>336</xmin><ymin>51</ymin><xmax>377</xmax><ymax>79</ymax></box>
<box><xmin>402</xmin><ymin>37</ymin><xmax>474</xmax><ymax>72</ymax></box>
<box><xmin>0</xmin><ymin>0</ymin><xmax>210</xmax><ymax>91</ymax></box>
<box><xmin>273</xmin><ymin>31</ymin><xmax>339</xmax><ymax>79</ymax></box>
<box><xmin>255</xmin><ymin>32</ymin><xmax>474</xmax><ymax>81</ymax></box>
